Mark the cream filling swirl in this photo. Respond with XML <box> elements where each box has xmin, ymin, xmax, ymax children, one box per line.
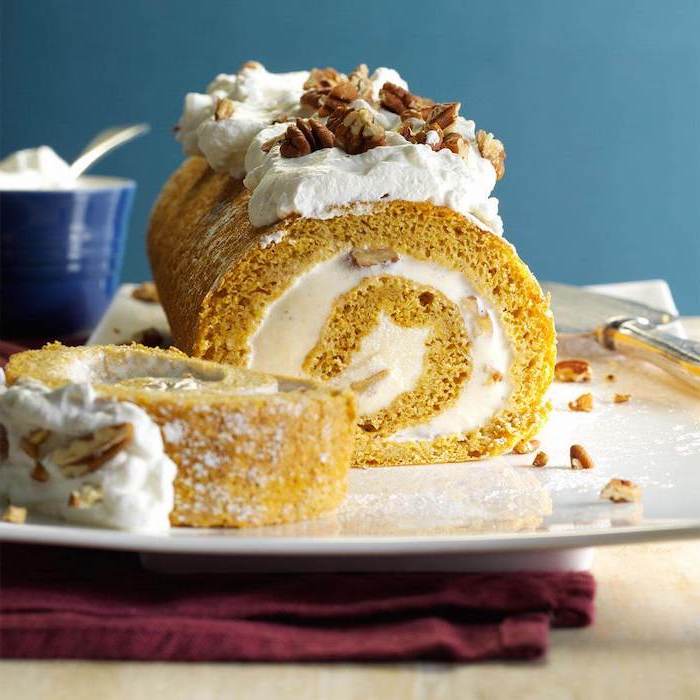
<box><xmin>247</xmin><ymin>253</ymin><xmax>512</xmax><ymax>441</ymax></box>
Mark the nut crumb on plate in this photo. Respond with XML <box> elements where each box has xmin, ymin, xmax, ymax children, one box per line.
<box><xmin>2</xmin><ymin>504</ymin><xmax>27</xmax><ymax>524</ymax></box>
<box><xmin>131</xmin><ymin>282</ymin><xmax>159</xmax><ymax>303</ymax></box>
<box><xmin>568</xmin><ymin>393</ymin><xmax>594</xmax><ymax>412</ymax></box>
<box><xmin>555</xmin><ymin>359</ymin><xmax>592</xmax><ymax>383</ymax></box>
<box><xmin>532</xmin><ymin>451</ymin><xmax>548</xmax><ymax>467</ymax></box>
<box><xmin>570</xmin><ymin>444</ymin><xmax>594</xmax><ymax>469</ymax></box>
<box><xmin>600</xmin><ymin>478</ymin><xmax>641</xmax><ymax>503</ymax></box>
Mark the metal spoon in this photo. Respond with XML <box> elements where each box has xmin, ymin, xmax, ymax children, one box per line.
<box><xmin>68</xmin><ymin>123</ymin><xmax>150</xmax><ymax>179</ymax></box>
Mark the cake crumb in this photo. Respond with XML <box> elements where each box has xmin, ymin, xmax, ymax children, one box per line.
<box><xmin>513</xmin><ymin>438</ymin><xmax>540</xmax><ymax>455</ymax></box>
<box><xmin>614</xmin><ymin>393</ymin><xmax>631</xmax><ymax>404</ymax></box>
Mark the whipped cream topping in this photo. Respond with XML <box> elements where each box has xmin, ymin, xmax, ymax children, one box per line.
<box><xmin>0</xmin><ymin>146</ymin><xmax>77</xmax><ymax>190</ymax></box>
<box><xmin>176</xmin><ymin>63</ymin><xmax>503</xmax><ymax>233</ymax></box>
<box><xmin>248</xmin><ymin>253</ymin><xmax>512</xmax><ymax>439</ymax></box>
<box><xmin>0</xmin><ymin>376</ymin><xmax>176</xmax><ymax>532</ymax></box>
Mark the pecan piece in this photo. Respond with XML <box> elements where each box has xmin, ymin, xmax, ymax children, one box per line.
<box><xmin>600</xmin><ymin>478</ymin><xmax>641</xmax><ymax>503</ymax></box>
<box><xmin>327</xmin><ymin>107</ymin><xmax>386</xmax><ymax>155</ymax></box>
<box><xmin>20</xmin><ymin>428</ymin><xmax>51</xmax><ymax>460</ymax></box>
<box><xmin>614</xmin><ymin>393</ymin><xmax>631</xmax><ymax>404</ymax></box>
<box><xmin>214</xmin><ymin>97</ymin><xmax>235</xmax><ymax>121</ymax></box>
<box><xmin>568</xmin><ymin>393</ymin><xmax>594</xmax><ymax>412</ymax></box>
<box><xmin>2</xmin><ymin>505</ymin><xmax>27</xmax><ymax>524</ymax></box>
<box><xmin>50</xmin><ymin>423</ymin><xmax>134</xmax><ymax>478</ymax></box>
<box><xmin>570</xmin><ymin>444</ymin><xmax>594</xmax><ymax>470</ymax></box>
<box><xmin>379</xmin><ymin>82</ymin><xmax>433</xmax><ymax>115</ymax></box>
<box><xmin>30</xmin><ymin>463</ymin><xmax>50</xmax><ymax>482</ymax></box>
<box><xmin>240</xmin><ymin>60</ymin><xmax>263</xmax><ymax>71</ymax></box>
<box><xmin>131</xmin><ymin>281</ymin><xmax>159</xmax><ymax>303</ymax></box>
<box><xmin>350</xmin><ymin>369</ymin><xmax>390</xmax><ymax>393</ymax></box>
<box><xmin>426</xmin><ymin>102</ymin><xmax>460</xmax><ymax>131</ymax></box>
<box><xmin>349</xmin><ymin>247</ymin><xmax>399</xmax><ymax>268</ymax></box>
<box><xmin>318</xmin><ymin>81</ymin><xmax>360</xmax><ymax>116</ymax></box>
<box><xmin>279</xmin><ymin>118</ymin><xmax>335</xmax><ymax>158</ymax></box>
<box><xmin>532</xmin><ymin>451</ymin><xmax>549</xmax><ymax>467</ymax></box>
<box><xmin>441</xmin><ymin>132</ymin><xmax>470</xmax><ymax>158</ymax></box>
<box><xmin>303</xmin><ymin>67</ymin><xmax>343</xmax><ymax>91</ymax></box>
<box><xmin>347</xmin><ymin>64</ymin><xmax>373</xmax><ymax>102</ymax></box>
<box><xmin>476</xmin><ymin>130</ymin><xmax>506</xmax><ymax>180</ymax></box>
<box><xmin>68</xmin><ymin>484</ymin><xmax>104</xmax><ymax>509</ymax></box>
<box><xmin>554</xmin><ymin>359</ymin><xmax>592</xmax><ymax>383</ymax></box>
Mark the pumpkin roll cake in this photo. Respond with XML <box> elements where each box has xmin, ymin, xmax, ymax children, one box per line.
<box><xmin>1</xmin><ymin>343</ymin><xmax>355</xmax><ymax>530</ymax></box>
<box><xmin>149</xmin><ymin>61</ymin><xmax>556</xmax><ymax>466</ymax></box>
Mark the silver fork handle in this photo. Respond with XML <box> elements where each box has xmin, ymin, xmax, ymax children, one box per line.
<box><xmin>596</xmin><ymin>317</ymin><xmax>700</xmax><ymax>393</ymax></box>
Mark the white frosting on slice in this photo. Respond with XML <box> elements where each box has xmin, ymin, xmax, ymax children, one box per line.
<box><xmin>0</xmin><ymin>378</ymin><xmax>176</xmax><ymax>532</ymax></box>
<box><xmin>327</xmin><ymin>314</ymin><xmax>429</xmax><ymax>415</ymax></box>
<box><xmin>248</xmin><ymin>253</ymin><xmax>512</xmax><ymax>439</ymax></box>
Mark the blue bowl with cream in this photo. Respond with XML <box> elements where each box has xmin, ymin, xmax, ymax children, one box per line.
<box><xmin>0</xmin><ymin>147</ymin><xmax>135</xmax><ymax>344</ymax></box>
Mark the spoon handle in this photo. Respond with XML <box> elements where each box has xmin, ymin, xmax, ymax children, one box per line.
<box><xmin>69</xmin><ymin>123</ymin><xmax>150</xmax><ymax>179</ymax></box>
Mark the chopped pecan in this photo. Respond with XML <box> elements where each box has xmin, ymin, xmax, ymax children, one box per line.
<box><xmin>379</xmin><ymin>82</ymin><xmax>433</xmax><ymax>115</ymax></box>
<box><xmin>214</xmin><ymin>97</ymin><xmax>235</xmax><ymax>121</ymax></box>
<box><xmin>570</xmin><ymin>444</ymin><xmax>594</xmax><ymax>469</ymax></box>
<box><xmin>476</xmin><ymin>129</ymin><xmax>506</xmax><ymax>180</ymax></box>
<box><xmin>442</xmin><ymin>132</ymin><xmax>470</xmax><ymax>159</ymax></box>
<box><xmin>513</xmin><ymin>439</ymin><xmax>540</xmax><ymax>455</ymax></box>
<box><xmin>555</xmin><ymin>359</ymin><xmax>592</xmax><ymax>383</ymax></box>
<box><xmin>50</xmin><ymin>423</ymin><xmax>134</xmax><ymax>478</ymax></box>
<box><xmin>240</xmin><ymin>60</ymin><xmax>263</xmax><ymax>71</ymax></box>
<box><xmin>426</xmin><ymin>102</ymin><xmax>460</xmax><ymax>131</ymax></box>
<box><xmin>347</xmin><ymin>64</ymin><xmax>373</xmax><ymax>102</ymax></box>
<box><xmin>349</xmin><ymin>247</ymin><xmax>399</xmax><ymax>267</ymax></box>
<box><xmin>2</xmin><ymin>505</ymin><xmax>27</xmax><ymax>524</ymax></box>
<box><xmin>68</xmin><ymin>484</ymin><xmax>104</xmax><ymax>509</ymax></box>
<box><xmin>20</xmin><ymin>429</ymin><xmax>51</xmax><ymax>460</ymax></box>
<box><xmin>350</xmin><ymin>369</ymin><xmax>390</xmax><ymax>393</ymax></box>
<box><xmin>279</xmin><ymin>118</ymin><xmax>335</xmax><ymax>158</ymax></box>
<box><xmin>568</xmin><ymin>393</ymin><xmax>594</xmax><ymax>412</ymax></box>
<box><xmin>327</xmin><ymin>107</ymin><xmax>386</xmax><ymax>155</ymax></box>
<box><xmin>131</xmin><ymin>281</ymin><xmax>159</xmax><ymax>303</ymax></box>
<box><xmin>600</xmin><ymin>478</ymin><xmax>641</xmax><ymax>503</ymax></box>
<box><xmin>532</xmin><ymin>451</ymin><xmax>549</xmax><ymax>467</ymax></box>
<box><xmin>303</xmin><ymin>67</ymin><xmax>343</xmax><ymax>91</ymax></box>
<box><xmin>318</xmin><ymin>81</ymin><xmax>360</xmax><ymax>116</ymax></box>
<box><xmin>614</xmin><ymin>393</ymin><xmax>631</xmax><ymax>404</ymax></box>
<box><xmin>30</xmin><ymin>463</ymin><xmax>50</xmax><ymax>482</ymax></box>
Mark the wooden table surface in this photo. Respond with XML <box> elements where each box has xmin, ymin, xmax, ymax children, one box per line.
<box><xmin>3</xmin><ymin>320</ymin><xmax>700</xmax><ymax>699</ymax></box>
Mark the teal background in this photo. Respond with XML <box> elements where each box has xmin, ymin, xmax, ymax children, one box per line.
<box><xmin>3</xmin><ymin>0</ymin><xmax>700</xmax><ymax>312</ymax></box>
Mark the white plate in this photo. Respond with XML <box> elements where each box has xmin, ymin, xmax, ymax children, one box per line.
<box><xmin>2</xmin><ymin>283</ymin><xmax>699</xmax><ymax>570</ymax></box>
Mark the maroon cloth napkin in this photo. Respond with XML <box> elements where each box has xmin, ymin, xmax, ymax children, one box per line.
<box><xmin>0</xmin><ymin>544</ymin><xmax>594</xmax><ymax>662</ymax></box>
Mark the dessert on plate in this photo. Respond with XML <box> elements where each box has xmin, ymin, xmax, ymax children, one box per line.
<box><xmin>0</xmin><ymin>343</ymin><xmax>355</xmax><ymax>531</ymax></box>
<box><xmin>149</xmin><ymin>61</ymin><xmax>556</xmax><ymax>466</ymax></box>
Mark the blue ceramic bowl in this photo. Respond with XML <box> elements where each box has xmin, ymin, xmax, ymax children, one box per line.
<box><xmin>1</xmin><ymin>178</ymin><xmax>135</xmax><ymax>344</ymax></box>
